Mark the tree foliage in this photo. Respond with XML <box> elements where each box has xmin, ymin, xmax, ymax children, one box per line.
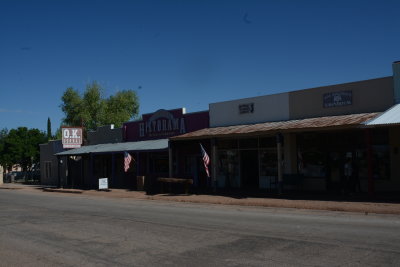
<box><xmin>0</xmin><ymin>128</ymin><xmax>9</xmax><ymax>169</ymax></box>
<box><xmin>0</xmin><ymin>127</ymin><xmax>47</xmax><ymax>172</ymax></box>
<box><xmin>47</xmin><ymin>117</ymin><xmax>52</xmax><ymax>140</ymax></box>
<box><xmin>60</xmin><ymin>81</ymin><xmax>139</xmax><ymax>131</ymax></box>
<box><xmin>60</xmin><ymin>87</ymin><xmax>83</xmax><ymax>127</ymax></box>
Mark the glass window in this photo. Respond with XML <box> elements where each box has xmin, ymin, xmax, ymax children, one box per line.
<box><xmin>217</xmin><ymin>150</ymin><xmax>240</xmax><ymax>187</ymax></box>
<box><xmin>239</xmin><ymin>138</ymin><xmax>258</xmax><ymax>149</ymax></box>
<box><xmin>372</xmin><ymin>145</ymin><xmax>390</xmax><ymax>180</ymax></box>
<box><xmin>259</xmin><ymin>137</ymin><xmax>276</xmax><ymax>148</ymax></box>
<box><xmin>259</xmin><ymin>149</ymin><xmax>277</xmax><ymax>176</ymax></box>
<box><xmin>217</xmin><ymin>139</ymin><xmax>238</xmax><ymax>149</ymax></box>
<box><xmin>150</xmin><ymin>153</ymin><xmax>169</xmax><ymax>173</ymax></box>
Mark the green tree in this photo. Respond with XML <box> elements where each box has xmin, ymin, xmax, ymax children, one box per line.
<box><xmin>60</xmin><ymin>87</ymin><xmax>83</xmax><ymax>127</ymax></box>
<box><xmin>54</xmin><ymin>127</ymin><xmax>62</xmax><ymax>140</ymax></box>
<box><xmin>47</xmin><ymin>117</ymin><xmax>52</xmax><ymax>140</ymax></box>
<box><xmin>81</xmin><ymin>81</ymin><xmax>105</xmax><ymax>131</ymax></box>
<box><xmin>102</xmin><ymin>90</ymin><xmax>140</xmax><ymax>127</ymax></box>
<box><xmin>60</xmin><ymin>81</ymin><xmax>139</xmax><ymax>131</ymax></box>
<box><xmin>0</xmin><ymin>127</ymin><xmax>47</xmax><ymax>173</ymax></box>
<box><xmin>0</xmin><ymin>128</ymin><xmax>10</xmax><ymax>171</ymax></box>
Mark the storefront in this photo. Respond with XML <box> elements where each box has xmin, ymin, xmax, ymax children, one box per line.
<box><xmin>55</xmin><ymin>108</ymin><xmax>209</xmax><ymax>189</ymax></box>
<box><xmin>171</xmin><ymin>62</ymin><xmax>400</xmax><ymax>194</ymax></box>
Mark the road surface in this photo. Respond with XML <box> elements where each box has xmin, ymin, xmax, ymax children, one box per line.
<box><xmin>1</xmin><ymin>188</ymin><xmax>400</xmax><ymax>266</ymax></box>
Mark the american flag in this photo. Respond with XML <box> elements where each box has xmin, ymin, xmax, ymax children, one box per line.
<box><xmin>200</xmin><ymin>143</ymin><xmax>210</xmax><ymax>177</ymax></box>
<box><xmin>124</xmin><ymin>152</ymin><xmax>133</xmax><ymax>172</ymax></box>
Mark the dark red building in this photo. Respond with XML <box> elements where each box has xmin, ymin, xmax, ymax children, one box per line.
<box><xmin>122</xmin><ymin>108</ymin><xmax>209</xmax><ymax>189</ymax></box>
<box><xmin>56</xmin><ymin>108</ymin><xmax>209</xmax><ymax>190</ymax></box>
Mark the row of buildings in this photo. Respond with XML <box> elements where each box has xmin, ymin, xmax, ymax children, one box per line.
<box><xmin>40</xmin><ymin>62</ymin><xmax>400</xmax><ymax>194</ymax></box>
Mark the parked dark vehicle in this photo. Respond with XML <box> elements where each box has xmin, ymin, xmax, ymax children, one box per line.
<box><xmin>4</xmin><ymin>171</ymin><xmax>22</xmax><ymax>183</ymax></box>
<box><xmin>3</xmin><ymin>170</ymin><xmax>40</xmax><ymax>183</ymax></box>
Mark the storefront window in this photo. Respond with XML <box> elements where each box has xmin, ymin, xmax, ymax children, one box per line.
<box><xmin>297</xmin><ymin>133</ymin><xmax>327</xmax><ymax>178</ymax></box>
<box><xmin>239</xmin><ymin>138</ymin><xmax>258</xmax><ymax>149</ymax></box>
<box><xmin>259</xmin><ymin>137</ymin><xmax>276</xmax><ymax>148</ymax></box>
<box><xmin>297</xmin><ymin>129</ymin><xmax>390</xmax><ymax>180</ymax></box>
<box><xmin>150</xmin><ymin>153</ymin><xmax>169</xmax><ymax>174</ymax></box>
<box><xmin>372</xmin><ymin>145</ymin><xmax>390</xmax><ymax>180</ymax></box>
<box><xmin>298</xmin><ymin>149</ymin><xmax>326</xmax><ymax>178</ymax></box>
<box><xmin>217</xmin><ymin>150</ymin><xmax>240</xmax><ymax>187</ymax></box>
<box><xmin>259</xmin><ymin>149</ymin><xmax>277</xmax><ymax>176</ymax></box>
<box><xmin>217</xmin><ymin>139</ymin><xmax>238</xmax><ymax>149</ymax></box>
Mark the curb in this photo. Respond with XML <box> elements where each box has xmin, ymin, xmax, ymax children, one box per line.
<box><xmin>42</xmin><ymin>188</ymin><xmax>83</xmax><ymax>194</ymax></box>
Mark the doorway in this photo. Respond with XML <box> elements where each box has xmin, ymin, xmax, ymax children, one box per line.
<box><xmin>241</xmin><ymin>150</ymin><xmax>259</xmax><ymax>188</ymax></box>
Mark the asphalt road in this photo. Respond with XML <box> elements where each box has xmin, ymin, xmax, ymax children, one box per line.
<box><xmin>1</xmin><ymin>189</ymin><xmax>400</xmax><ymax>267</ymax></box>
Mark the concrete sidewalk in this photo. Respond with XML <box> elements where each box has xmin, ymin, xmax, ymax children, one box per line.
<box><xmin>2</xmin><ymin>183</ymin><xmax>400</xmax><ymax>215</ymax></box>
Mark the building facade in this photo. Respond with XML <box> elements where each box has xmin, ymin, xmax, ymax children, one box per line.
<box><xmin>87</xmin><ymin>124</ymin><xmax>122</xmax><ymax>145</ymax></box>
<box><xmin>55</xmin><ymin>108</ymin><xmax>209</xmax><ymax>190</ymax></box>
<box><xmin>40</xmin><ymin>140</ymin><xmax>65</xmax><ymax>186</ymax></box>
<box><xmin>171</xmin><ymin>63</ymin><xmax>400</xmax><ymax>194</ymax></box>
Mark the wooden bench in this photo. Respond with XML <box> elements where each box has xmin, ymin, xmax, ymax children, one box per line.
<box><xmin>158</xmin><ymin>178</ymin><xmax>193</xmax><ymax>194</ymax></box>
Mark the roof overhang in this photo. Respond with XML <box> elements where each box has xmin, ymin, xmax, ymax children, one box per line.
<box><xmin>171</xmin><ymin>113</ymin><xmax>380</xmax><ymax>141</ymax></box>
<box><xmin>364</xmin><ymin>104</ymin><xmax>400</xmax><ymax>127</ymax></box>
<box><xmin>55</xmin><ymin>139</ymin><xmax>169</xmax><ymax>156</ymax></box>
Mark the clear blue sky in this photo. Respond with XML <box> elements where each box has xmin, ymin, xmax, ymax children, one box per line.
<box><xmin>1</xmin><ymin>0</ymin><xmax>400</xmax><ymax>133</ymax></box>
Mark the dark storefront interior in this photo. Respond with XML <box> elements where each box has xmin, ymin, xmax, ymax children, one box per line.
<box><xmin>297</xmin><ymin>128</ymin><xmax>390</xmax><ymax>193</ymax></box>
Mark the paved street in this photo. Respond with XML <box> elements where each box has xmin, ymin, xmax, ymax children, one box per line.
<box><xmin>1</xmin><ymin>188</ymin><xmax>400</xmax><ymax>266</ymax></box>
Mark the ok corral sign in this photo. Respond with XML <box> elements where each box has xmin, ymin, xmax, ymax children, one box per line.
<box><xmin>62</xmin><ymin>127</ymin><xmax>83</xmax><ymax>148</ymax></box>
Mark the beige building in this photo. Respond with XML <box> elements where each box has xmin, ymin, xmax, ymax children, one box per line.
<box><xmin>171</xmin><ymin>62</ymin><xmax>400</xmax><ymax>195</ymax></box>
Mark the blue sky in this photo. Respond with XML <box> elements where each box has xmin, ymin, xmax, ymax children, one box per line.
<box><xmin>1</xmin><ymin>0</ymin><xmax>400</xmax><ymax>133</ymax></box>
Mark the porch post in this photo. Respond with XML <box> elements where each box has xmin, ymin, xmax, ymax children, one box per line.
<box><xmin>81</xmin><ymin>156</ymin><xmax>84</xmax><ymax>189</ymax></box>
<box><xmin>365</xmin><ymin>129</ymin><xmax>375</xmax><ymax>196</ymax></box>
<box><xmin>65</xmin><ymin>156</ymin><xmax>69</xmax><ymax>188</ymax></box>
<box><xmin>136</xmin><ymin>152</ymin><xmax>140</xmax><ymax>176</ymax></box>
<box><xmin>111</xmin><ymin>153</ymin><xmax>115</xmax><ymax>187</ymax></box>
<box><xmin>277</xmin><ymin>133</ymin><xmax>283</xmax><ymax>194</ymax></box>
<box><xmin>57</xmin><ymin>156</ymin><xmax>61</xmax><ymax>188</ymax></box>
<box><xmin>90</xmin><ymin>153</ymin><xmax>94</xmax><ymax>189</ymax></box>
<box><xmin>168</xmin><ymin>141</ymin><xmax>173</xmax><ymax>178</ymax></box>
<box><xmin>211</xmin><ymin>138</ymin><xmax>217</xmax><ymax>192</ymax></box>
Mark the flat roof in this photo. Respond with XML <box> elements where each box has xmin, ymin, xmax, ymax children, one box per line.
<box><xmin>55</xmin><ymin>139</ymin><xmax>168</xmax><ymax>156</ymax></box>
<box><xmin>171</xmin><ymin>113</ymin><xmax>379</xmax><ymax>140</ymax></box>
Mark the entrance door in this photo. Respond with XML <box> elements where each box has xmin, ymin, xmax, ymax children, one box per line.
<box><xmin>241</xmin><ymin>150</ymin><xmax>259</xmax><ymax>189</ymax></box>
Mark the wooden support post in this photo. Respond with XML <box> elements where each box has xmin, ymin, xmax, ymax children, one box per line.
<box><xmin>277</xmin><ymin>133</ymin><xmax>283</xmax><ymax>194</ymax></box>
<box><xmin>57</xmin><ymin>156</ymin><xmax>61</xmax><ymax>188</ymax></box>
<box><xmin>65</xmin><ymin>156</ymin><xmax>69</xmax><ymax>188</ymax></box>
<box><xmin>136</xmin><ymin>152</ymin><xmax>139</xmax><ymax>175</ymax></box>
<box><xmin>365</xmin><ymin>129</ymin><xmax>375</xmax><ymax>196</ymax></box>
<box><xmin>90</xmin><ymin>153</ymin><xmax>94</xmax><ymax>189</ymax></box>
<box><xmin>211</xmin><ymin>139</ymin><xmax>217</xmax><ymax>192</ymax></box>
<box><xmin>111</xmin><ymin>153</ymin><xmax>115</xmax><ymax>187</ymax></box>
<box><xmin>169</xmin><ymin>141</ymin><xmax>173</xmax><ymax>178</ymax></box>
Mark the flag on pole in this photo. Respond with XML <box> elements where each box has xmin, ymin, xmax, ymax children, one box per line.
<box><xmin>200</xmin><ymin>143</ymin><xmax>210</xmax><ymax>177</ymax></box>
<box><xmin>124</xmin><ymin>152</ymin><xmax>133</xmax><ymax>172</ymax></box>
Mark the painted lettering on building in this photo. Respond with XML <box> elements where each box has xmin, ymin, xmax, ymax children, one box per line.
<box><xmin>62</xmin><ymin>127</ymin><xmax>83</xmax><ymax>148</ymax></box>
<box><xmin>323</xmin><ymin>91</ymin><xmax>352</xmax><ymax>108</ymax></box>
<box><xmin>239</xmin><ymin>103</ymin><xmax>254</xmax><ymax>114</ymax></box>
<box><xmin>139</xmin><ymin>109</ymin><xmax>186</xmax><ymax>138</ymax></box>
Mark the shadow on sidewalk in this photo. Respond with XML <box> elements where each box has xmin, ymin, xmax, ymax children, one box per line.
<box><xmin>182</xmin><ymin>188</ymin><xmax>400</xmax><ymax>204</ymax></box>
<box><xmin>33</xmin><ymin>183</ymin><xmax>400</xmax><ymax>205</ymax></box>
